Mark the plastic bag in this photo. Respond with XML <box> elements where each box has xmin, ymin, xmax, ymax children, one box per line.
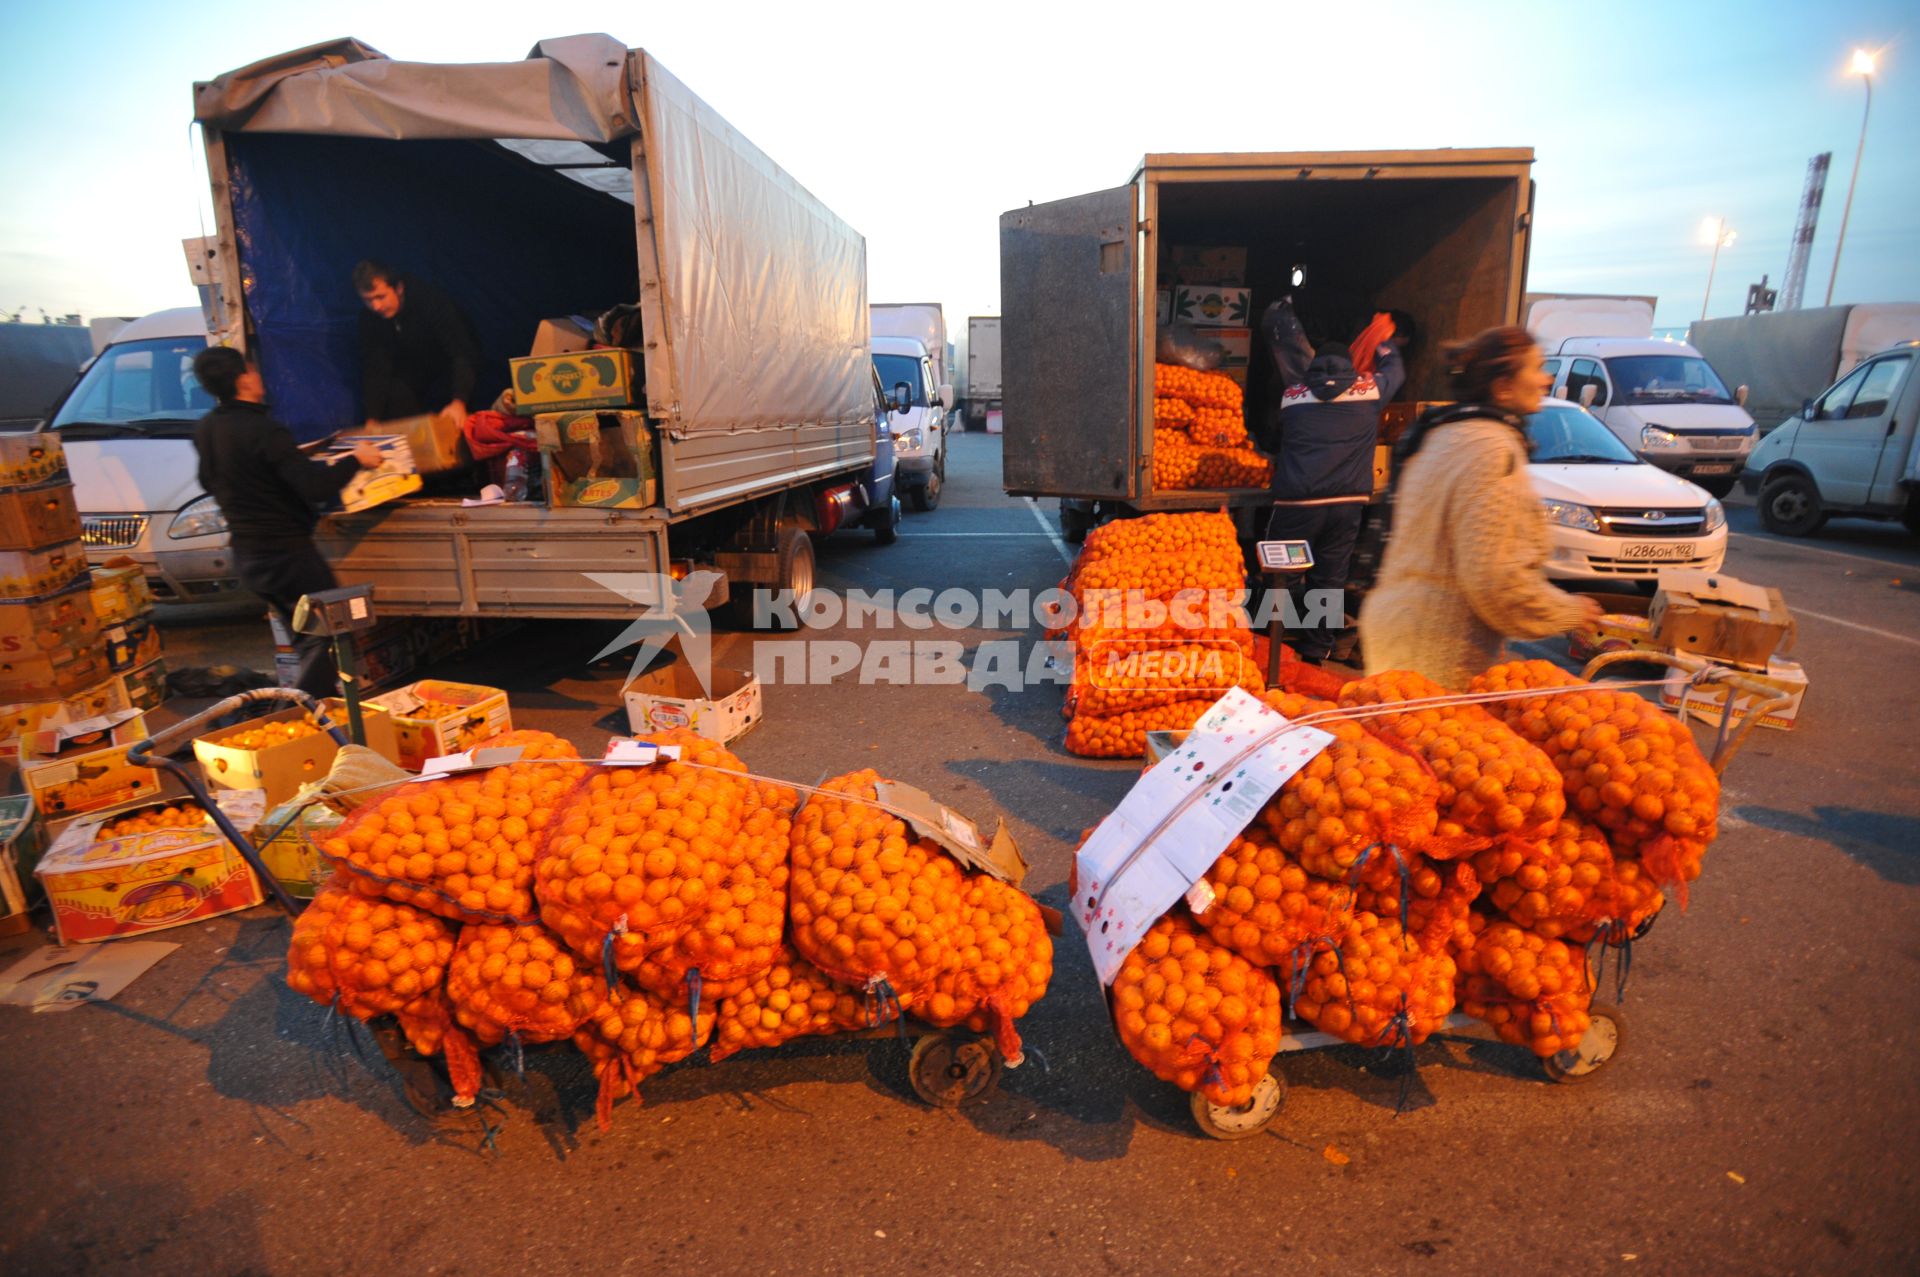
<box><xmin>1155</xmin><ymin>323</ymin><xmax>1225</xmax><ymax>371</ymax></box>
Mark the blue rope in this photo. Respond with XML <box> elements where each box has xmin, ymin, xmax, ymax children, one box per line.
<box><xmin>1348</xmin><ymin>842</ymin><xmax>1411</xmax><ymax>936</ymax></box>
<box><xmin>686</xmin><ymin>968</ymin><xmax>703</xmax><ymax>1030</ymax></box>
<box><xmin>473</xmin><ymin>1089</ymin><xmax>509</xmax><ymax>1157</ymax></box>
<box><xmin>602</xmin><ymin>917</ymin><xmax>627</xmax><ymax>1000</ymax></box>
<box><xmin>863</xmin><ymin>974</ymin><xmax>905</xmax><ymax>1037</ymax></box>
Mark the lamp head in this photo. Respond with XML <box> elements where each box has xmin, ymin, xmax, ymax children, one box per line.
<box><xmin>1850</xmin><ymin>48</ymin><xmax>1877</xmax><ymax>76</ymax></box>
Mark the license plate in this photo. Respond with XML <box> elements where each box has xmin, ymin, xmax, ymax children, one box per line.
<box><xmin>1690</xmin><ymin>464</ymin><xmax>1735</xmax><ymax>475</ymax></box>
<box><xmin>1621</xmin><ymin>542</ymin><xmax>1697</xmax><ymax>560</ymax></box>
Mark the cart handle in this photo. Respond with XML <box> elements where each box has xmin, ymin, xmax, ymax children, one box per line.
<box><xmin>1579</xmin><ymin>650</ymin><xmax>1792</xmax><ymax>776</ymax></box>
<box><xmin>126</xmin><ymin>688</ymin><xmax>350</xmax><ymax>920</ymax></box>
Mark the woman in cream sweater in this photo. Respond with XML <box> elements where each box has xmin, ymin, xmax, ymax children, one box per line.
<box><xmin>1359</xmin><ymin>327</ymin><xmax>1601</xmax><ymax>690</ymax></box>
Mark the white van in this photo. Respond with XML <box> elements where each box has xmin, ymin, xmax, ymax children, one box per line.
<box><xmin>40</xmin><ymin>307</ymin><xmax>239</xmax><ymax>603</ymax></box>
<box><xmin>1544</xmin><ymin>337</ymin><xmax>1756</xmax><ymax>497</ymax></box>
<box><xmin>871</xmin><ymin>335</ymin><xmax>952</xmax><ymax>510</ymax></box>
<box><xmin>1741</xmin><ymin>341</ymin><xmax>1920</xmax><ymax>536</ymax></box>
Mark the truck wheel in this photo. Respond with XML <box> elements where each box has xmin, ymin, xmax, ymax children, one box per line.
<box><xmin>777</xmin><ymin>526</ymin><xmax>816</xmax><ymax>610</ymax></box>
<box><xmin>912</xmin><ymin>455</ymin><xmax>943</xmax><ymax>511</ymax></box>
<box><xmin>1902</xmin><ymin>496</ymin><xmax>1920</xmax><ymax>537</ymax></box>
<box><xmin>1694</xmin><ymin>476</ymin><xmax>1736</xmax><ymax>499</ymax></box>
<box><xmin>873</xmin><ymin>495</ymin><xmax>901</xmax><ymax>546</ymax></box>
<box><xmin>1059</xmin><ymin>502</ymin><xmax>1090</xmax><ymax>544</ymax></box>
<box><xmin>1758</xmin><ymin>474</ymin><xmax>1826</xmax><ymax>536</ymax></box>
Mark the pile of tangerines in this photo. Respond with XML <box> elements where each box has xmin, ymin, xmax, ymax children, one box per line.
<box><xmin>287</xmin><ymin>731</ymin><xmax>1052</xmax><ymax>1127</ymax></box>
<box><xmin>1151</xmin><ymin>364</ymin><xmax>1269</xmax><ymax>491</ymax></box>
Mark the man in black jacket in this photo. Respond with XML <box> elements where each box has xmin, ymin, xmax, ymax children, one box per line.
<box><xmin>354</xmin><ymin>260</ymin><xmax>483</xmax><ymax>428</ymax></box>
<box><xmin>191</xmin><ymin>346</ymin><xmax>383</xmax><ymax>697</ymax></box>
<box><xmin>1259</xmin><ymin>298</ymin><xmax>1405</xmax><ymax>662</ymax></box>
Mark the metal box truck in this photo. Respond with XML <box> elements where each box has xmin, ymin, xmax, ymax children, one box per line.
<box><xmin>192</xmin><ymin>36</ymin><xmax>882</xmax><ymax>620</ymax></box>
<box><xmin>999</xmin><ymin>150</ymin><xmax>1536</xmax><ymax>512</ymax></box>
<box><xmin>1692</xmin><ymin>304</ymin><xmax>1920</xmax><ymax>434</ymax></box>
<box><xmin>870</xmin><ymin>303</ymin><xmax>951</xmax><ymax>394</ymax></box>
<box><xmin>965</xmin><ymin>316</ymin><xmax>1001</xmax><ymax>428</ymax></box>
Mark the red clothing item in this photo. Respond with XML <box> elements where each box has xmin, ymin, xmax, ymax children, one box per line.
<box><xmin>1348</xmin><ymin>312</ymin><xmax>1397</xmax><ymax>375</ymax></box>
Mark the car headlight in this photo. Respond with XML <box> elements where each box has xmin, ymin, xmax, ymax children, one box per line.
<box><xmin>896</xmin><ymin>427</ymin><xmax>924</xmax><ymax>450</ymax></box>
<box><xmin>1541</xmin><ymin>499</ymin><xmax>1603</xmax><ymax>533</ymax></box>
<box><xmin>1640</xmin><ymin>425</ymin><xmax>1682</xmax><ymax>450</ymax></box>
<box><xmin>168</xmin><ymin>495</ymin><xmax>228</xmax><ymax>539</ymax></box>
<box><xmin>1702</xmin><ymin>498</ymin><xmax>1726</xmax><ymax>532</ymax></box>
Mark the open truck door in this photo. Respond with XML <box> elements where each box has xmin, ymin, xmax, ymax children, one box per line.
<box><xmin>999</xmin><ymin>184</ymin><xmax>1138</xmax><ymax>501</ymax></box>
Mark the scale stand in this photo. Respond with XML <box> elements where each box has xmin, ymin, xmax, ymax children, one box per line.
<box><xmin>1254</xmin><ymin>539</ymin><xmax>1315</xmax><ymax>686</ymax></box>
<box><xmin>292</xmin><ymin>584</ymin><xmax>380</xmax><ymax>746</ymax></box>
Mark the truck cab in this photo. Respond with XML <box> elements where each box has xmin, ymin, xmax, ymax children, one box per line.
<box><xmin>871</xmin><ymin>335</ymin><xmax>952</xmax><ymax>511</ymax></box>
<box><xmin>1741</xmin><ymin>341</ymin><xmax>1920</xmax><ymax>536</ymax></box>
<box><xmin>41</xmin><ymin>307</ymin><xmax>241</xmax><ymax>605</ymax></box>
<box><xmin>1544</xmin><ymin>337</ymin><xmax>1755</xmax><ymax>497</ymax></box>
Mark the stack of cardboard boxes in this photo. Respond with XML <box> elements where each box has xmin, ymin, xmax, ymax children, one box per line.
<box><xmin>512</xmin><ymin>318</ymin><xmax>658</xmax><ymax>511</ymax></box>
<box><xmin>1158</xmin><ymin>246</ymin><xmax>1253</xmax><ymax>387</ymax></box>
<box><xmin>90</xmin><ymin>557</ymin><xmax>166</xmax><ymax>713</ymax></box>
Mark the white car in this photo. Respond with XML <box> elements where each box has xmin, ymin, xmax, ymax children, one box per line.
<box><xmin>42</xmin><ymin>307</ymin><xmax>240</xmax><ymax>604</ymax></box>
<box><xmin>1527</xmin><ymin>399</ymin><xmax>1727</xmax><ymax>581</ymax></box>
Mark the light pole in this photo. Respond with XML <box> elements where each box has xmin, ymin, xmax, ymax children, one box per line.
<box><xmin>1700</xmin><ymin>217</ymin><xmax>1737</xmax><ymax>321</ymax></box>
<box><xmin>1825</xmin><ymin>48</ymin><xmax>1876</xmax><ymax>306</ymax></box>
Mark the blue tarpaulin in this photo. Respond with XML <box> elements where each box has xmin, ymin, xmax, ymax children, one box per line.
<box><xmin>226</xmin><ymin>132</ymin><xmax>639</xmax><ymax>439</ymax></box>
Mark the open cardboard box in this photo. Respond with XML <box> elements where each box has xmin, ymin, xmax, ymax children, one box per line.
<box><xmin>1648</xmin><ymin>570</ymin><xmax>1793</xmax><ymax>673</ymax></box>
<box><xmin>623</xmin><ymin>646</ymin><xmax>761</xmax><ymax>745</ymax></box>
<box><xmin>1659</xmin><ymin>657</ymin><xmax>1808</xmax><ymax>732</ymax></box>
<box><xmin>193</xmin><ymin>704</ymin><xmax>341</xmax><ymax>807</ymax></box>
<box><xmin>362</xmin><ymin>679</ymin><xmax>511</xmax><ymax>770</ymax></box>
<box><xmin>36</xmin><ymin>800</ymin><xmax>263</xmax><ymax>944</ymax></box>
<box><xmin>4</xmin><ymin>709</ymin><xmax>160</xmax><ymax>820</ymax></box>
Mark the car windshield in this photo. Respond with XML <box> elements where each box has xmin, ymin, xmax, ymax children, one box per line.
<box><xmin>1526</xmin><ymin>403</ymin><xmax>1641</xmax><ymax>464</ymax></box>
<box><xmin>871</xmin><ymin>354</ymin><xmax>926</xmax><ymax>407</ymax></box>
<box><xmin>49</xmin><ymin>335</ymin><xmax>213</xmax><ymax>434</ymax></box>
<box><xmin>1603</xmin><ymin>354</ymin><xmax>1734</xmax><ymax>405</ymax></box>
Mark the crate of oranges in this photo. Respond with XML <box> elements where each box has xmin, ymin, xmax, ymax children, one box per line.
<box><xmin>194</xmin><ymin>706</ymin><xmax>339</xmax><ymax>807</ymax></box>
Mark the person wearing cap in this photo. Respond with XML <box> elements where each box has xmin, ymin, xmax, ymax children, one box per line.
<box><xmin>1257</xmin><ymin>297</ymin><xmax>1405</xmax><ymax>663</ymax></box>
<box><xmin>354</xmin><ymin>260</ymin><xmax>484</xmax><ymax>430</ymax></box>
<box><xmin>190</xmin><ymin>346</ymin><xmax>384</xmax><ymax>697</ymax></box>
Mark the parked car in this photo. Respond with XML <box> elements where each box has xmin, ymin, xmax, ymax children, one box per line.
<box><xmin>42</xmin><ymin>307</ymin><xmax>242</xmax><ymax>604</ymax></box>
<box><xmin>1542</xmin><ymin>337</ymin><xmax>1755</xmax><ymax>498</ymax></box>
<box><xmin>1741</xmin><ymin>341</ymin><xmax>1920</xmax><ymax>536</ymax></box>
<box><xmin>1526</xmin><ymin>398</ymin><xmax>1727</xmax><ymax>581</ymax></box>
<box><xmin>872</xmin><ymin>335</ymin><xmax>951</xmax><ymax>510</ymax></box>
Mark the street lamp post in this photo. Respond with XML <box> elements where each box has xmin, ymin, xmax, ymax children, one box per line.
<box><xmin>1700</xmin><ymin>217</ymin><xmax>1736</xmax><ymax>321</ymax></box>
<box><xmin>1825</xmin><ymin>48</ymin><xmax>1876</xmax><ymax>307</ymax></box>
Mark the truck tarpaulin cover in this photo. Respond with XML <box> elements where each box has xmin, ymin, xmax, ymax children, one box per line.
<box><xmin>196</xmin><ymin>37</ymin><xmax>872</xmax><ymax>440</ymax></box>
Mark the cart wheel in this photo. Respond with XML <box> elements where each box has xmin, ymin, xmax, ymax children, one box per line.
<box><xmin>908</xmin><ymin>1031</ymin><xmax>1003</xmax><ymax>1107</ymax></box>
<box><xmin>1543</xmin><ymin>1006</ymin><xmax>1627</xmax><ymax>1083</ymax></box>
<box><xmin>1189</xmin><ymin>1068</ymin><xmax>1287</xmax><ymax>1140</ymax></box>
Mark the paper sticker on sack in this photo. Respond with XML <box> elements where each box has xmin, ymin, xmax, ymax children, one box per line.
<box><xmin>1074</xmin><ymin>688</ymin><xmax>1333</xmax><ymax>985</ymax></box>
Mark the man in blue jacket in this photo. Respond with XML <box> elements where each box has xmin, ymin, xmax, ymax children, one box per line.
<box><xmin>1258</xmin><ymin>298</ymin><xmax>1404</xmax><ymax>663</ymax></box>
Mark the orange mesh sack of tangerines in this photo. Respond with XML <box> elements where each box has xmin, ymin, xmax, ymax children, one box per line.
<box><xmin>708</xmin><ymin>947</ymin><xmax>870</xmax><ymax>1064</ymax></box>
<box><xmin>911</xmin><ymin>873</ymin><xmax>1055</xmax><ymax>1063</ymax></box>
<box><xmin>1292</xmin><ymin>911</ymin><xmax>1458</xmax><ymax>1048</ymax></box>
<box><xmin>1110</xmin><ymin>914</ymin><xmax>1283</xmax><ymax>1107</ymax></box>
<box><xmin>1471</xmin><ymin>660</ymin><xmax>1720</xmax><ymax>902</ymax></box>
<box><xmin>1337</xmin><ymin>671</ymin><xmax>1566</xmax><ymax>856</ymax></box>
<box><xmin>573</xmin><ymin>983</ymin><xmax>716</xmax><ymax>1130</ymax></box>
<box><xmin>445</xmin><ymin>921</ymin><xmax>608</xmax><ymax>1047</ymax></box>
<box><xmin>1189</xmin><ymin>826</ymin><xmax>1354</xmax><ymax>978</ymax></box>
<box><xmin>321</xmin><ymin>730</ymin><xmax>586</xmax><ymax>924</ymax></box>
<box><xmin>1454</xmin><ymin>917</ymin><xmax>1594</xmax><ymax>1058</ymax></box>
<box><xmin>1066</xmin><ymin>638</ymin><xmax>1267</xmax><ymax>719</ymax></box>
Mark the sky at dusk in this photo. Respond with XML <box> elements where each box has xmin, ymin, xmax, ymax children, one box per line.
<box><xmin>1</xmin><ymin>0</ymin><xmax>1912</xmax><ymax>335</ymax></box>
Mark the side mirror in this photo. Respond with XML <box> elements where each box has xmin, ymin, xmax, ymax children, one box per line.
<box><xmin>892</xmin><ymin>382</ymin><xmax>913</xmax><ymax>413</ymax></box>
<box><xmin>1802</xmin><ymin>397</ymin><xmax>1816</xmax><ymax>420</ymax></box>
<box><xmin>1579</xmin><ymin>384</ymin><xmax>1599</xmax><ymax>408</ymax></box>
<box><xmin>937</xmin><ymin>383</ymin><xmax>955</xmax><ymax>411</ymax></box>
<box><xmin>1735</xmin><ymin>384</ymin><xmax>1749</xmax><ymax>407</ymax></box>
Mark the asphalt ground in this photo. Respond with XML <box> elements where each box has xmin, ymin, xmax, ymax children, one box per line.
<box><xmin>3</xmin><ymin>432</ymin><xmax>1917</xmax><ymax>1275</ymax></box>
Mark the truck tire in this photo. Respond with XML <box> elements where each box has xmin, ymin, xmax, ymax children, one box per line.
<box><xmin>1903</xmin><ymin>495</ymin><xmax>1920</xmax><ymax>538</ymax></box>
<box><xmin>1059</xmin><ymin>502</ymin><xmax>1090</xmax><ymax>544</ymax></box>
<box><xmin>912</xmin><ymin>452</ymin><xmax>944</xmax><ymax>511</ymax></box>
<box><xmin>873</xmin><ymin>495</ymin><xmax>901</xmax><ymax>545</ymax></box>
<box><xmin>1758</xmin><ymin>474</ymin><xmax>1826</xmax><ymax>537</ymax></box>
<box><xmin>777</xmin><ymin>526</ymin><xmax>816</xmax><ymax>609</ymax></box>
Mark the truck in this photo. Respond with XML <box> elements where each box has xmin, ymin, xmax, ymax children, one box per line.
<box><xmin>1741</xmin><ymin>340</ymin><xmax>1920</xmax><ymax>536</ymax></box>
<box><xmin>1000</xmin><ymin>150</ymin><xmax>1538</xmax><ymax>514</ymax></box>
<box><xmin>1522</xmin><ymin>293</ymin><xmax>1755</xmax><ymax>497</ymax></box>
<box><xmin>1691</xmin><ymin>304</ymin><xmax>1920</xmax><ymax>434</ymax></box>
<box><xmin>871</xmin><ymin>334</ymin><xmax>950</xmax><ymax>510</ymax></box>
<box><xmin>189</xmin><ymin>35</ymin><xmax>888</xmax><ymax>621</ymax></box>
<box><xmin>869</xmin><ymin>303</ymin><xmax>951</xmax><ymax>395</ymax></box>
<box><xmin>964</xmin><ymin>316</ymin><xmax>1001</xmax><ymax>429</ymax></box>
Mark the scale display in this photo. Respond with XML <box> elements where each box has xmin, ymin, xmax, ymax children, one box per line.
<box><xmin>1255</xmin><ymin>539</ymin><xmax>1315</xmax><ymax>572</ymax></box>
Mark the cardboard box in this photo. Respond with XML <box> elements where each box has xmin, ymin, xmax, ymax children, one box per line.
<box><xmin>623</xmin><ymin>655</ymin><xmax>762</xmax><ymax>745</ymax></box>
<box><xmin>1372</xmin><ymin>443</ymin><xmax>1392</xmax><ymax>497</ymax></box>
<box><xmin>103</xmin><ymin>615</ymin><xmax>162</xmax><ymax>674</ymax></box>
<box><xmin>0</xmin><ymin>794</ymin><xmax>48</xmax><ymax>921</ymax></box>
<box><xmin>535</xmin><ymin>410</ymin><xmax>658</xmax><ymax>509</ymax></box>
<box><xmin>0</xmin><ymin>577</ymin><xmax>104</xmax><ymax>702</ymax></box>
<box><xmin>0</xmin><ymin>540</ymin><xmax>88</xmax><ymax>600</ymax></box>
<box><xmin>0</xmin><ymin>480</ymin><xmax>81</xmax><ymax>550</ymax></box>
<box><xmin>1659</xmin><ymin>657</ymin><xmax>1808</xmax><ymax>732</ymax></box>
<box><xmin>35</xmin><ymin>804</ymin><xmax>264</xmax><ymax>944</ymax></box>
<box><xmin>318</xmin><ymin>696</ymin><xmax>399</xmax><ymax>764</ymax></box>
<box><xmin>529</xmin><ymin>315</ymin><xmax>595</xmax><ymax>357</ymax></box>
<box><xmin>1568</xmin><ymin>592</ymin><xmax>1664</xmax><ymax>664</ymax></box>
<box><xmin>1166</xmin><ymin>246</ymin><xmax>1247</xmax><ymax>287</ymax></box>
<box><xmin>1649</xmin><ymin>571</ymin><xmax>1794</xmax><ymax>672</ymax></box>
<box><xmin>1154</xmin><ymin>290</ymin><xmax>1173</xmax><ymax>327</ymax></box>
<box><xmin>347</xmin><ymin>412</ymin><xmax>468</xmax><ymax>475</ymax></box>
<box><xmin>363</xmin><ymin>679</ymin><xmax>512</xmax><ymax>771</ymax></box>
<box><xmin>114</xmin><ymin>656</ymin><xmax>167</xmax><ymax>715</ymax></box>
<box><xmin>326</xmin><ymin>436</ymin><xmax>422</xmax><ymax>514</ymax></box>
<box><xmin>0</xmin><ymin>675</ymin><xmax>133</xmax><ymax>738</ymax></box>
<box><xmin>89</xmin><ymin>558</ymin><xmax>153</xmax><ymax>627</ymax></box>
<box><xmin>1171</xmin><ymin>286</ymin><xmax>1254</xmax><ymax>329</ymax></box>
<box><xmin>0</xmin><ymin>434</ymin><xmax>68</xmax><ymax>489</ymax></box>
<box><xmin>8</xmin><ymin>710</ymin><xmax>160</xmax><ymax>820</ymax></box>
<box><xmin>254</xmin><ymin>797</ymin><xmax>342</xmax><ymax>900</ymax></box>
<box><xmin>193</xmin><ymin>705</ymin><xmax>340</xmax><ymax>807</ymax></box>
<box><xmin>1209</xmin><ymin>326</ymin><xmax>1251</xmax><ymax>373</ymax></box>
<box><xmin>509</xmin><ymin>349</ymin><xmax>638</xmax><ymax>412</ymax></box>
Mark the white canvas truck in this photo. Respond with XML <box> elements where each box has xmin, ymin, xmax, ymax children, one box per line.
<box><xmin>191</xmin><ymin>36</ymin><xmax>888</xmax><ymax>621</ymax></box>
<box><xmin>1691</xmin><ymin>303</ymin><xmax>1920</xmax><ymax>435</ymax></box>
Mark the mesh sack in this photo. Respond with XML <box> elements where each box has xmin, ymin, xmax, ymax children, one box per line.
<box><xmin>1110</xmin><ymin>914</ymin><xmax>1283</xmax><ymax>1107</ymax></box>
